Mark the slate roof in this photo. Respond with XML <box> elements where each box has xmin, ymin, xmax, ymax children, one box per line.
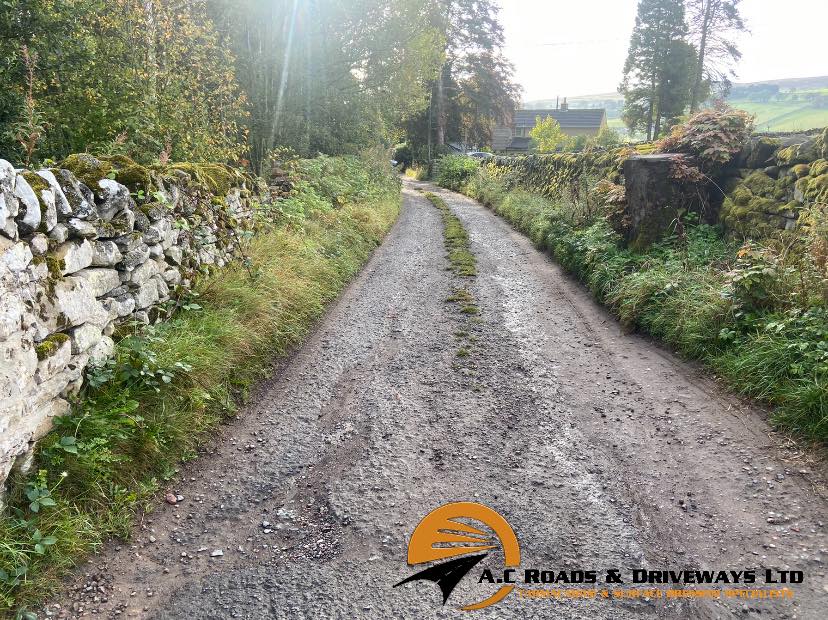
<box><xmin>514</xmin><ymin>109</ymin><xmax>606</xmax><ymax>129</ymax></box>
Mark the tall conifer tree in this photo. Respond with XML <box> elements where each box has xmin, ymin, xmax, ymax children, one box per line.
<box><xmin>620</xmin><ymin>0</ymin><xmax>690</xmax><ymax>140</ymax></box>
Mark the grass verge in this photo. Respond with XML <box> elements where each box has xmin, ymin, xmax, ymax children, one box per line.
<box><xmin>0</xmin><ymin>156</ymin><xmax>400</xmax><ymax>617</ymax></box>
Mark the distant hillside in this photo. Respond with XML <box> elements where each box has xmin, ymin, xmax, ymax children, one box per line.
<box><xmin>524</xmin><ymin>76</ymin><xmax>828</xmax><ymax>133</ymax></box>
<box><xmin>735</xmin><ymin>75</ymin><xmax>828</xmax><ymax>90</ymax></box>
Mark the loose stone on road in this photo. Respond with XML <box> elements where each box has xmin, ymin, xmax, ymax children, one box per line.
<box><xmin>51</xmin><ymin>180</ymin><xmax>828</xmax><ymax>619</ymax></box>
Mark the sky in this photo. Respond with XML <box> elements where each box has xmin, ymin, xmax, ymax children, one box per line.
<box><xmin>497</xmin><ymin>0</ymin><xmax>828</xmax><ymax>103</ymax></box>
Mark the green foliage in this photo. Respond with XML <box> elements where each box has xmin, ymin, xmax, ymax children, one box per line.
<box><xmin>0</xmin><ymin>0</ymin><xmax>247</xmax><ymax>166</ymax></box>
<box><xmin>0</xmin><ymin>470</ymin><xmax>73</xmax><ymax>611</ymax></box>
<box><xmin>404</xmin><ymin>164</ymin><xmax>430</xmax><ymax>181</ymax></box>
<box><xmin>435</xmin><ymin>155</ymin><xmax>480</xmax><ymax>191</ymax></box>
<box><xmin>0</xmin><ymin>0</ymin><xmax>445</xmax><ymax>168</ymax></box>
<box><xmin>723</xmin><ymin>243</ymin><xmax>786</xmax><ymax>311</ymax></box>
<box><xmin>286</xmin><ymin>155</ymin><xmax>399</xmax><ymax>211</ymax></box>
<box><xmin>657</xmin><ymin>105</ymin><xmax>754</xmax><ymax>172</ymax></box>
<box><xmin>718</xmin><ymin>307</ymin><xmax>828</xmax><ymax>437</ymax></box>
<box><xmin>211</xmin><ymin>0</ymin><xmax>444</xmax><ymax>170</ymax></box>
<box><xmin>687</xmin><ymin>0</ymin><xmax>747</xmax><ymax>112</ymax></box>
<box><xmin>620</xmin><ymin>0</ymin><xmax>692</xmax><ymax>139</ymax></box>
<box><xmin>452</xmin><ymin>51</ymin><xmax>521</xmax><ymax>148</ymax></box>
<box><xmin>465</xmin><ymin>166</ymin><xmax>508</xmax><ymax>208</ymax></box>
<box><xmin>401</xmin><ymin>0</ymin><xmax>519</xmax><ymax>160</ymax></box>
<box><xmin>7</xmin><ymin>46</ymin><xmax>45</xmax><ymax>168</ymax></box>
<box><xmin>588</xmin><ymin>126</ymin><xmax>623</xmax><ymax>149</ymax></box>
<box><xmin>0</xmin><ymin>154</ymin><xmax>401</xmax><ymax>613</ymax></box>
<box><xmin>481</xmin><ymin>148</ymin><xmax>629</xmax><ymax>201</ymax></box>
<box><xmin>529</xmin><ymin>116</ymin><xmax>569</xmax><ymax>153</ymax></box>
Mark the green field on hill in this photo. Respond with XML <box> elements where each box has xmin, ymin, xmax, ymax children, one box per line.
<box><xmin>528</xmin><ymin>79</ymin><xmax>828</xmax><ymax>134</ymax></box>
<box><xmin>729</xmin><ymin>100</ymin><xmax>828</xmax><ymax>132</ymax></box>
<box><xmin>604</xmin><ymin>105</ymin><xmax>828</xmax><ymax>135</ymax></box>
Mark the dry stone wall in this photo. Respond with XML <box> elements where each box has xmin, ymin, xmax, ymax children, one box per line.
<box><xmin>720</xmin><ymin>129</ymin><xmax>828</xmax><ymax>236</ymax></box>
<box><xmin>486</xmin><ymin>128</ymin><xmax>828</xmax><ymax>244</ymax></box>
<box><xmin>1</xmin><ymin>154</ymin><xmax>267</xmax><ymax>487</ymax></box>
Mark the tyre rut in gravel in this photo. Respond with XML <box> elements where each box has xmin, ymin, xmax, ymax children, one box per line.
<box><xmin>50</xmin><ymin>180</ymin><xmax>828</xmax><ymax>619</ymax></box>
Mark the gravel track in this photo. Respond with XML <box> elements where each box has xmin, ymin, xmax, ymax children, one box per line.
<box><xmin>51</xmin><ymin>180</ymin><xmax>828</xmax><ymax>619</ymax></box>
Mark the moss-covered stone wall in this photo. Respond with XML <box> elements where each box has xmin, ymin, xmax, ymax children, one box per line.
<box><xmin>720</xmin><ymin>129</ymin><xmax>828</xmax><ymax>236</ymax></box>
<box><xmin>0</xmin><ymin>154</ymin><xmax>274</xmax><ymax>490</ymax></box>
<box><xmin>483</xmin><ymin>128</ymin><xmax>828</xmax><ymax>241</ymax></box>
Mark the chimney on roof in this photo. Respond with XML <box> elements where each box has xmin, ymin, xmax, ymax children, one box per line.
<box><xmin>560</xmin><ymin>97</ymin><xmax>569</xmax><ymax>111</ymax></box>
<box><xmin>556</xmin><ymin>96</ymin><xmax>559</xmax><ymax>110</ymax></box>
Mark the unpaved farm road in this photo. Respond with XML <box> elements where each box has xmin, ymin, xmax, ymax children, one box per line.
<box><xmin>50</xmin><ymin>180</ymin><xmax>828</xmax><ymax>620</ymax></box>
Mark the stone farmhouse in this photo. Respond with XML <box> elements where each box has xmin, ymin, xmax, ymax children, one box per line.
<box><xmin>493</xmin><ymin>99</ymin><xmax>607</xmax><ymax>153</ymax></box>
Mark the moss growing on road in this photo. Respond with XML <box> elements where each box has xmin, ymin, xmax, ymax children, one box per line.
<box><xmin>426</xmin><ymin>192</ymin><xmax>477</xmax><ymax>277</ymax></box>
<box><xmin>425</xmin><ymin>191</ymin><xmax>481</xmax><ymax>362</ymax></box>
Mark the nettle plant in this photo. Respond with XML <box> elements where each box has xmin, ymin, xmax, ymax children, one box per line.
<box><xmin>86</xmin><ymin>327</ymin><xmax>192</xmax><ymax>392</ymax></box>
<box><xmin>0</xmin><ymin>471</ymin><xmax>65</xmax><ymax>601</ymax></box>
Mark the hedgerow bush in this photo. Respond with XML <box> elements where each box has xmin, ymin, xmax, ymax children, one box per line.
<box><xmin>657</xmin><ymin>105</ymin><xmax>754</xmax><ymax>172</ymax></box>
<box><xmin>435</xmin><ymin>154</ymin><xmax>479</xmax><ymax>191</ymax></box>
<box><xmin>404</xmin><ymin>164</ymin><xmax>429</xmax><ymax>181</ymax></box>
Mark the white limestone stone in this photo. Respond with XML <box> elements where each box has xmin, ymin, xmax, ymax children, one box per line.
<box><xmin>73</xmin><ymin>268</ymin><xmax>121</xmax><ymax>298</ymax></box>
<box><xmin>54</xmin><ymin>239</ymin><xmax>94</xmax><ymax>275</ymax></box>
<box><xmin>69</xmin><ymin>323</ymin><xmax>102</xmax><ymax>354</ymax></box>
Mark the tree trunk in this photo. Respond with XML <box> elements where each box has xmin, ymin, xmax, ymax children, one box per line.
<box><xmin>646</xmin><ymin>26</ymin><xmax>662</xmax><ymax>141</ymax></box>
<box><xmin>653</xmin><ymin>47</ymin><xmax>668</xmax><ymax>139</ymax></box>
<box><xmin>690</xmin><ymin>0</ymin><xmax>715</xmax><ymax>112</ymax></box>
<box><xmin>646</xmin><ymin>73</ymin><xmax>656</xmax><ymax>141</ymax></box>
<box><xmin>143</xmin><ymin>0</ymin><xmax>158</xmax><ymax>110</ymax></box>
<box><xmin>436</xmin><ymin>64</ymin><xmax>446</xmax><ymax>146</ymax></box>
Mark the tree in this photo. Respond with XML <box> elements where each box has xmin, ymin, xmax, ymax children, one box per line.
<box><xmin>0</xmin><ymin>0</ymin><xmax>247</xmax><ymax>165</ymax></box>
<box><xmin>0</xmin><ymin>0</ymin><xmax>96</xmax><ymax>160</ymax></box>
<box><xmin>430</xmin><ymin>0</ymin><xmax>518</xmax><ymax>148</ymax></box>
<box><xmin>529</xmin><ymin>116</ymin><xmax>569</xmax><ymax>153</ymax></box>
<box><xmin>687</xmin><ymin>0</ymin><xmax>747</xmax><ymax>112</ymax></box>
<box><xmin>208</xmin><ymin>0</ymin><xmax>444</xmax><ymax>170</ymax></box>
<box><xmin>619</xmin><ymin>0</ymin><xmax>691</xmax><ymax>140</ymax></box>
<box><xmin>400</xmin><ymin>0</ymin><xmax>518</xmax><ymax>162</ymax></box>
<box><xmin>656</xmin><ymin>39</ymin><xmax>697</xmax><ymax>135</ymax></box>
<box><xmin>589</xmin><ymin>126</ymin><xmax>622</xmax><ymax>149</ymax></box>
<box><xmin>455</xmin><ymin>51</ymin><xmax>521</xmax><ymax>148</ymax></box>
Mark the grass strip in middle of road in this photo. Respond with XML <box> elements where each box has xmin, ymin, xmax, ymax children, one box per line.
<box><xmin>425</xmin><ymin>192</ymin><xmax>481</xmax><ymax>363</ymax></box>
<box><xmin>425</xmin><ymin>192</ymin><xmax>477</xmax><ymax>278</ymax></box>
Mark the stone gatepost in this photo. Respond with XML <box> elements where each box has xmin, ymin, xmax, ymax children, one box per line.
<box><xmin>622</xmin><ymin>154</ymin><xmax>688</xmax><ymax>249</ymax></box>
